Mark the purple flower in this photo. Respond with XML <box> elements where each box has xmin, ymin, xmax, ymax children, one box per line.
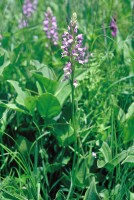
<box><xmin>43</xmin><ymin>8</ymin><xmax>58</xmax><ymax>45</ymax></box>
<box><xmin>62</xmin><ymin>62</ymin><xmax>72</xmax><ymax>81</ymax></box>
<box><xmin>18</xmin><ymin>18</ymin><xmax>28</xmax><ymax>29</ymax></box>
<box><xmin>61</xmin><ymin>13</ymin><xmax>88</xmax><ymax>83</ymax></box>
<box><xmin>62</xmin><ymin>63</ymin><xmax>78</xmax><ymax>87</ymax></box>
<box><xmin>23</xmin><ymin>0</ymin><xmax>38</xmax><ymax>18</ymax></box>
<box><xmin>61</xmin><ymin>24</ymin><xmax>87</xmax><ymax>64</ymax></box>
<box><xmin>18</xmin><ymin>0</ymin><xmax>38</xmax><ymax>29</ymax></box>
<box><xmin>110</xmin><ymin>17</ymin><xmax>117</xmax><ymax>37</ymax></box>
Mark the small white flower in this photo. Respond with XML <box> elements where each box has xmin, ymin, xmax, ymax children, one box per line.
<box><xmin>92</xmin><ymin>152</ymin><xmax>97</xmax><ymax>158</ymax></box>
<box><xmin>73</xmin><ymin>80</ymin><xmax>78</xmax><ymax>88</ymax></box>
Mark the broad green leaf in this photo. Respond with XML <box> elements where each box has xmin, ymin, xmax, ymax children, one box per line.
<box><xmin>36</xmin><ymin>81</ymin><xmax>43</xmax><ymax>95</ymax></box>
<box><xmin>126</xmin><ymin>102</ymin><xmax>134</xmax><ymax>119</ymax></box>
<box><xmin>53</xmin><ymin>124</ymin><xmax>75</xmax><ymax>146</ymax></box>
<box><xmin>0</xmin><ymin>60</ymin><xmax>10</xmax><ymax>76</ymax></box>
<box><xmin>116</xmin><ymin>103</ymin><xmax>134</xmax><ymax>143</ymax></box>
<box><xmin>55</xmin><ymin>190</ymin><xmax>65</xmax><ymax>200</ymax></box>
<box><xmin>62</xmin><ymin>156</ymin><xmax>70</xmax><ymax>165</ymax></box>
<box><xmin>24</xmin><ymin>96</ymin><xmax>37</xmax><ymax>115</ymax></box>
<box><xmin>0</xmin><ymin>107</ymin><xmax>8</xmax><ymax>134</ymax></box>
<box><xmin>0</xmin><ymin>106</ymin><xmax>16</xmax><ymax>135</ymax></box>
<box><xmin>111</xmin><ymin>184</ymin><xmax>120</xmax><ymax>199</ymax></box>
<box><xmin>99</xmin><ymin>189</ymin><xmax>109</xmax><ymax>199</ymax></box>
<box><xmin>46</xmin><ymin>163</ymin><xmax>62</xmax><ymax>173</ymax></box>
<box><xmin>99</xmin><ymin>142</ymin><xmax>112</xmax><ymax>163</ymax></box>
<box><xmin>97</xmin><ymin>159</ymin><xmax>106</xmax><ymax>168</ymax></box>
<box><xmin>0</xmin><ymin>102</ymin><xmax>25</xmax><ymax>113</ymax></box>
<box><xmin>0</xmin><ymin>48</ymin><xmax>10</xmax><ymax>76</ymax></box>
<box><xmin>108</xmin><ymin>146</ymin><xmax>134</xmax><ymax>167</ymax></box>
<box><xmin>31</xmin><ymin>60</ymin><xmax>55</xmax><ymax>79</ymax></box>
<box><xmin>55</xmin><ymin>80</ymin><xmax>71</xmax><ymax>106</ymax></box>
<box><xmin>0</xmin><ymin>53</ymin><xmax>4</xmax><ymax>66</ymax></box>
<box><xmin>84</xmin><ymin>177</ymin><xmax>100</xmax><ymax>200</ymax></box>
<box><xmin>98</xmin><ymin>146</ymin><xmax>134</xmax><ymax>170</ymax></box>
<box><xmin>16</xmin><ymin>135</ymin><xmax>32</xmax><ymax>156</ymax></box>
<box><xmin>118</xmin><ymin>107</ymin><xmax>126</xmax><ymax>122</ymax></box>
<box><xmin>8</xmin><ymin>80</ymin><xmax>30</xmax><ymax>107</ymax></box>
<box><xmin>37</xmin><ymin>93</ymin><xmax>61</xmax><ymax>118</ymax></box>
<box><xmin>75</xmin><ymin>158</ymin><xmax>89</xmax><ymax>187</ymax></box>
<box><xmin>130</xmin><ymin>192</ymin><xmax>134</xmax><ymax>200</ymax></box>
<box><xmin>7</xmin><ymin>80</ymin><xmax>37</xmax><ymax>115</ymax></box>
<box><xmin>121</xmin><ymin>155</ymin><xmax>134</xmax><ymax>164</ymax></box>
<box><xmin>123</xmin><ymin>117</ymin><xmax>134</xmax><ymax>143</ymax></box>
<box><xmin>33</xmin><ymin>73</ymin><xmax>57</xmax><ymax>94</ymax></box>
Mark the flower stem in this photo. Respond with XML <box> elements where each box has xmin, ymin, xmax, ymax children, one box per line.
<box><xmin>67</xmin><ymin>64</ymin><xmax>77</xmax><ymax>200</ymax></box>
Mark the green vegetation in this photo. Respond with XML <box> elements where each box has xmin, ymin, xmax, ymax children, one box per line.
<box><xmin>0</xmin><ymin>0</ymin><xmax>134</xmax><ymax>199</ymax></box>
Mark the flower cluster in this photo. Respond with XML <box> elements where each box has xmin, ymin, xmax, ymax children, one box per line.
<box><xmin>23</xmin><ymin>0</ymin><xmax>38</xmax><ymax>18</ymax></box>
<box><xmin>63</xmin><ymin>61</ymin><xmax>78</xmax><ymax>87</ymax></box>
<box><xmin>61</xmin><ymin>13</ymin><xmax>88</xmax><ymax>86</ymax></box>
<box><xmin>63</xmin><ymin>62</ymin><xmax>72</xmax><ymax>80</ymax></box>
<box><xmin>18</xmin><ymin>0</ymin><xmax>38</xmax><ymax>29</ymax></box>
<box><xmin>43</xmin><ymin>8</ymin><xmax>58</xmax><ymax>45</ymax></box>
<box><xmin>110</xmin><ymin>17</ymin><xmax>117</xmax><ymax>37</ymax></box>
<box><xmin>61</xmin><ymin>30</ymin><xmax>88</xmax><ymax>64</ymax></box>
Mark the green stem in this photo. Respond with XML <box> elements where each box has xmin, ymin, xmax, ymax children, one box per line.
<box><xmin>67</xmin><ymin>63</ymin><xmax>77</xmax><ymax>200</ymax></box>
<box><xmin>71</xmin><ymin>69</ymin><xmax>75</xmax><ymax>128</ymax></box>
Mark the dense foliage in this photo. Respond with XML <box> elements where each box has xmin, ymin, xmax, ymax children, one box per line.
<box><xmin>0</xmin><ymin>0</ymin><xmax>134</xmax><ymax>199</ymax></box>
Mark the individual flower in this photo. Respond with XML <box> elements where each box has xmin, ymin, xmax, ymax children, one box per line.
<box><xmin>92</xmin><ymin>152</ymin><xmax>97</xmax><ymax>158</ymax></box>
<box><xmin>43</xmin><ymin>7</ymin><xmax>58</xmax><ymax>45</ymax></box>
<box><xmin>73</xmin><ymin>79</ymin><xmax>78</xmax><ymax>88</ymax></box>
<box><xmin>61</xmin><ymin>13</ymin><xmax>88</xmax><ymax>85</ymax></box>
<box><xmin>63</xmin><ymin>62</ymin><xmax>72</xmax><ymax>81</ymax></box>
<box><xmin>110</xmin><ymin>17</ymin><xmax>117</xmax><ymax>37</ymax></box>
